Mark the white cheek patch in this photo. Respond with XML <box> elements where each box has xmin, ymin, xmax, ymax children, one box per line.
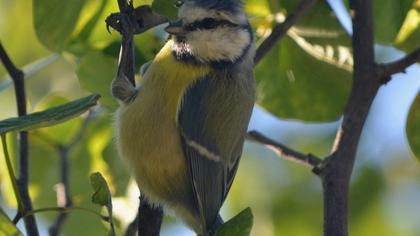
<box><xmin>186</xmin><ymin>27</ymin><xmax>251</xmax><ymax>62</ymax></box>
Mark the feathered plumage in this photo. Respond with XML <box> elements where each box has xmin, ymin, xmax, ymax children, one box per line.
<box><xmin>114</xmin><ymin>0</ymin><xmax>255</xmax><ymax>235</ymax></box>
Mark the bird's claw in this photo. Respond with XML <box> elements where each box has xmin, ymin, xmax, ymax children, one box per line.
<box><xmin>105</xmin><ymin>12</ymin><xmax>130</xmax><ymax>35</ymax></box>
<box><xmin>105</xmin><ymin>5</ymin><xmax>168</xmax><ymax>36</ymax></box>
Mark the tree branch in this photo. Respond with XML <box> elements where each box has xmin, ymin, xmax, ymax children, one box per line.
<box><xmin>377</xmin><ymin>47</ymin><xmax>420</xmax><ymax>78</ymax></box>
<box><xmin>254</xmin><ymin>0</ymin><xmax>319</xmax><ymax>64</ymax></box>
<box><xmin>319</xmin><ymin>1</ymin><xmax>380</xmax><ymax>235</ymax></box>
<box><xmin>0</xmin><ymin>41</ymin><xmax>39</xmax><ymax>236</ymax></box>
<box><xmin>247</xmin><ymin>131</ymin><xmax>322</xmax><ymax>170</ymax></box>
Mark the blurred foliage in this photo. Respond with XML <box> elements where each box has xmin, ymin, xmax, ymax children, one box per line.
<box><xmin>407</xmin><ymin>93</ymin><xmax>420</xmax><ymax>160</ymax></box>
<box><xmin>152</xmin><ymin>0</ymin><xmax>178</xmax><ymax>20</ymax></box>
<box><xmin>0</xmin><ymin>207</ymin><xmax>23</xmax><ymax>236</ymax></box>
<box><xmin>373</xmin><ymin>0</ymin><xmax>414</xmax><ymax>45</ymax></box>
<box><xmin>395</xmin><ymin>2</ymin><xmax>420</xmax><ymax>52</ymax></box>
<box><xmin>33</xmin><ymin>0</ymin><xmax>86</xmax><ymax>51</ymax></box>
<box><xmin>0</xmin><ymin>0</ymin><xmax>419</xmax><ymax>235</ymax></box>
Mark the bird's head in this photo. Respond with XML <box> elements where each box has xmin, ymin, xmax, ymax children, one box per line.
<box><xmin>165</xmin><ymin>0</ymin><xmax>253</xmax><ymax>67</ymax></box>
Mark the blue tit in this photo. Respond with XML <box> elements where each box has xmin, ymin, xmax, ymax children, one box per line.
<box><xmin>113</xmin><ymin>0</ymin><xmax>255</xmax><ymax>235</ymax></box>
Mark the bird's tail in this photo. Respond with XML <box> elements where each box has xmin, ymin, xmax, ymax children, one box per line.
<box><xmin>206</xmin><ymin>214</ymin><xmax>224</xmax><ymax>236</ymax></box>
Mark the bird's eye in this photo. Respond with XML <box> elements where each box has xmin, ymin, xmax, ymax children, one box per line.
<box><xmin>174</xmin><ymin>0</ymin><xmax>184</xmax><ymax>8</ymax></box>
<box><xmin>201</xmin><ymin>18</ymin><xmax>218</xmax><ymax>29</ymax></box>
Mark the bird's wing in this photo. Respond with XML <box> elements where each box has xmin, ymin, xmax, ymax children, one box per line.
<box><xmin>178</xmin><ymin>73</ymin><xmax>254</xmax><ymax>230</ymax></box>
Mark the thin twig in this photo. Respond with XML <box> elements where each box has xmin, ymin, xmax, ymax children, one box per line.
<box><xmin>247</xmin><ymin>131</ymin><xmax>322</xmax><ymax>170</ymax></box>
<box><xmin>377</xmin><ymin>47</ymin><xmax>420</xmax><ymax>78</ymax></box>
<box><xmin>0</xmin><ymin>41</ymin><xmax>39</xmax><ymax>235</ymax></box>
<box><xmin>254</xmin><ymin>0</ymin><xmax>319</xmax><ymax>64</ymax></box>
<box><xmin>24</xmin><ymin>207</ymin><xmax>109</xmax><ymax>221</ymax></box>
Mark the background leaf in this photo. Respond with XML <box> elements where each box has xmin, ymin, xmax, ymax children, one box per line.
<box><xmin>407</xmin><ymin>92</ymin><xmax>420</xmax><ymax>160</ymax></box>
<box><xmin>255</xmin><ymin>1</ymin><xmax>352</xmax><ymax>121</ymax></box>
<box><xmin>33</xmin><ymin>0</ymin><xmax>86</xmax><ymax>51</ymax></box>
<box><xmin>395</xmin><ymin>1</ymin><xmax>420</xmax><ymax>52</ymax></box>
<box><xmin>373</xmin><ymin>0</ymin><xmax>415</xmax><ymax>45</ymax></box>
<box><xmin>215</xmin><ymin>208</ymin><xmax>253</xmax><ymax>236</ymax></box>
<box><xmin>152</xmin><ymin>0</ymin><xmax>178</xmax><ymax>20</ymax></box>
<box><xmin>77</xmin><ymin>51</ymin><xmax>118</xmax><ymax>110</ymax></box>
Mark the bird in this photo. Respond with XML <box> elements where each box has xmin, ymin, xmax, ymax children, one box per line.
<box><xmin>113</xmin><ymin>0</ymin><xmax>255</xmax><ymax>235</ymax></box>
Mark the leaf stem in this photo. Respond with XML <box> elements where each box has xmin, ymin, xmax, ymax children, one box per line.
<box><xmin>23</xmin><ymin>207</ymin><xmax>109</xmax><ymax>222</ymax></box>
<box><xmin>1</xmin><ymin>134</ymin><xmax>25</xmax><ymax>212</ymax></box>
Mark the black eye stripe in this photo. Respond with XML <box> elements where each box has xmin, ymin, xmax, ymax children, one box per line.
<box><xmin>184</xmin><ymin>18</ymin><xmax>239</xmax><ymax>31</ymax></box>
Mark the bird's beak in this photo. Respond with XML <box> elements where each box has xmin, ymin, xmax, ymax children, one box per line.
<box><xmin>164</xmin><ymin>19</ymin><xmax>185</xmax><ymax>36</ymax></box>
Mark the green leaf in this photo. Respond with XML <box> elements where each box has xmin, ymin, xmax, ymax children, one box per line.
<box><xmin>0</xmin><ymin>94</ymin><xmax>100</xmax><ymax>134</ymax></box>
<box><xmin>349</xmin><ymin>167</ymin><xmax>385</xmax><ymax>219</ymax></box>
<box><xmin>395</xmin><ymin>3</ymin><xmax>420</xmax><ymax>52</ymax></box>
<box><xmin>256</xmin><ymin>37</ymin><xmax>351</xmax><ymax>121</ymax></box>
<box><xmin>33</xmin><ymin>0</ymin><xmax>86</xmax><ymax>51</ymax></box>
<box><xmin>152</xmin><ymin>0</ymin><xmax>178</xmax><ymax>20</ymax></box>
<box><xmin>90</xmin><ymin>172</ymin><xmax>116</xmax><ymax>236</ymax></box>
<box><xmin>373</xmin><ymin>0</ymin><xmax>415</xmax><ymax>44</ymax></box>
<box><xmin>90</xmin><ymin>172</ymin><xmax>112</xmax><ymax>207</ymax></box>
<box><xmin>255</xmin><ymin>1</ymin><xmax>352</xmax><ymax>121</ymax></box>
<box><xmin>0</xmin><ymin>208</ymin><xmax>23</xmax><ymax>236</ymax></box>
<box><xmin>407</xmin><ymin>92</ymin><xmax>420</xmax><ymax>160</ymax></box>
<box><xmin>74</xmin><ymin>0</ymin><xmax>109</xmax><ymax>43</ymax></box>
<box><xmin>215</xmin><ymin>208</ymin><xmax>253</xmax><ymax>236</ymax></box>
<box><xmin>77</xmin><ymin>51</ymin><xmax>118</xmax><ymax>110</ymax></box>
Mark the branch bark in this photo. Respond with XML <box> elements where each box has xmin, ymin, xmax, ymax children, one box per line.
<box><xmin>0</xmin><ymin>41</ymin><xmax>39</xmax><ymax>236</ymax></box>
<box><xmin>318</xmin><ymin>1</ymin><xmax>379</xmax><ymax>235</ymax></box>
<box><xmin>254</xmin><ymin>0</ymin><xmax>319</xmax><ymax>64</ymax></box>
<box><xmin>247</xmin><ymin>130</ymin><xmax>322</xmax><ymax>170</ymax></box>
<box><xmin>377</xmin><ymin>46</ymin><xmax>420</xmax><ymax>77</ymax></box>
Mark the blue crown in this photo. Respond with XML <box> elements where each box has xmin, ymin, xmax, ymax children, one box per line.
<box><xmin>187</xmin><ymin>0</ymin><xmax>243</xmax><ymax>12</ymax></box>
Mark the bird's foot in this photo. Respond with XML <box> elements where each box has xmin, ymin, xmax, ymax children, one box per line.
<box><xmin>105</xmin><ymin>5</ymin><xmax>168</xmax><ymax>36</ymax></box>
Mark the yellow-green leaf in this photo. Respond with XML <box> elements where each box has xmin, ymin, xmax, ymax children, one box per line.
<box><xmin>90</xmin><ymin>172</ymin><xmax>116</xmax><ymax>236</ymax></box>
<box><xmin>33</xmin><ymin>0</ymin><xmax>86</xmax><ymax>51</ymax></box>
<box><xmin>0</xmin><ymin>208</ymin><xmax>23</xmax><ymax>236</ymax></box>
<box><xmin>90</xmin><ymin>172</ymin><xmax>112</xmax><ymax>208</ymax></box>
<box><xmin>407</xmin><ymin>92</ymin><xmax>420</xmax><ymax>160</ymax></box>
<box><xmin>0</xmin><ymin>95</ymin><xmax>100</xmax><ymax>134</ymax></box>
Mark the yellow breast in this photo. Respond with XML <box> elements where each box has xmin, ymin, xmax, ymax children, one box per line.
<box><xmin>114</xmin><ymin>40</ymin><xmax>209</xmax><ymax>204</ymax></box>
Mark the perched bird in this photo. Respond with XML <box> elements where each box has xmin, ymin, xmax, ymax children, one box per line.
<box><xmin>113</xmin><ymin>0</ymin><xmax>255</xmax><ymax>235</ymax></box>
